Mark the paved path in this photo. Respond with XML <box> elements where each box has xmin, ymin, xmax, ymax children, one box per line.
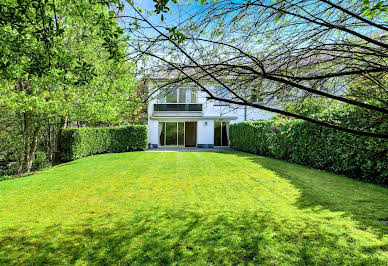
<box><xmin>147</xmin><ymin>147</ymin><xmax>230</xmax><ymax>152</ymax></box>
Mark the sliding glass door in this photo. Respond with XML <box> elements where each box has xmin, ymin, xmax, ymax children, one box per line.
<box><xmin>214</xmin><ymin>122</ymin><xmax>228</xmax><ymax>146</ymax></box>
<box><xmin>178</xmin><ymin>122</ymin><xmax>185</xmax><ymax>146</ymax></box>
<box><xmin>166</xmin><ymin>122</ymin><xmax>178</xmax><ymax>146</ymax></box>
<box><xmin>159</xmin><ymin>122</ymin><xmax>188</xmax><ymax>147</ymax></box>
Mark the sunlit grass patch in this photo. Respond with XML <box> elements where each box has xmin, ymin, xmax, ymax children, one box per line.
<box><xmin>0</xmin><ymin>151</ymin><xmax>387</xmax><ymax>264</ymax></box>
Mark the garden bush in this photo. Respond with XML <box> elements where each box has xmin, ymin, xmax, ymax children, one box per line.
<box><xmin>230</xmin><ymin>110</ymin><xmax>388</xmax><ymax>185</ymax></box>
<box><xmin>32</xmin><ymin>151</ymin><xmax>48</xmax><ymax>170</ymax></box>
<box><xmin>61</xmin><ymin>125</ymin><xmax>148</xmax><ymax>161</ymax></box>
<box><xmin>0</xmin><ymin>152</ymin><xmax>15</xmax><ymax>177</ymax></box>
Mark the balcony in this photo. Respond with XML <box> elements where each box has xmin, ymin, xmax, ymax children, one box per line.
<box><xmin>154</xmin><ymin>103</ymin><xmax>202</xmax><ymax>112</ymax></box>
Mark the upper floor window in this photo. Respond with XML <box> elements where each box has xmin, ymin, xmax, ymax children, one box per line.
<box><xmin>158</xmin><ymin>88</ymin><xmax>197</xmax><ymax>103</ymax></box>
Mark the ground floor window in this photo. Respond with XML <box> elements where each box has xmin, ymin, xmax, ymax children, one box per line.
<box><xmin>214</xmin><ymin>122</ymin><xmax>228</xmax><ymax>146</ymax></box>
<box><xmin>159</xmin><ymin>122</ymin><xmax>196</xmax><ymax>147</ymax></box>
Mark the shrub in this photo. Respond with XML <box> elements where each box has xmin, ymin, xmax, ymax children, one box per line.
<box><xmin>230</xmin><ymin>113</ymin><xmax>388</xmax><ymax>186</ymax></box>
<box><xmin>0</xmin><ymin>152</ymin><xmax>15</xmax><ymax>177</ymax></box>
<box><xmin>61</xmin><ymin>125</ymin><xmax>148</xmax><ymax>161</ymax></box>
<box><xmin>32</xmin><ymin>151</ymin><xmax>48</xmax><ymax>170</ymax></box>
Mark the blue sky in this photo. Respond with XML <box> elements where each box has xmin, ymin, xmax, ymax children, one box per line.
<box><xmin>123</xmin><ymin>0</ymin><xmax>203</xmax><ymax>28</ymax></box>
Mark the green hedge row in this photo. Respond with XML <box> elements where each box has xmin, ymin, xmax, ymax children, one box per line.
<box><xmin>230</xmin><ymin>119</ymin><xmax>387</xmax><ymax>186</ymax></box>
<box><xmin>61</xmin><ymin>125</ymin><xmax>148</xmax><ymax>161</ymax></box>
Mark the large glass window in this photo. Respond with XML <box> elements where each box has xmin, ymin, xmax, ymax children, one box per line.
<box><xmin>166</xmin><ymin>90</ymin><xmax>177</xmax><ymax>103</ymax></box>
<box><xmin>178</xmin><ymin>122</ymin><xmax>185</xmax><ymax>146</ymax></box>
<box><xmin>191</xmin><ymin>89</ymin><xmax>197</xmax><ymax>103</ymax></box>
<box><xmin>214</xmin><ymin>122</ymin><xmax>221</xmax><ymax>146</ymax></box>
<box><xmin>166</xmin><ymin>122</ymin><xmax>178</xmax><ymax>146</ymax></box>
<box><xmin>159</xmin><ymin>122</ymin><xmax>186</xmax><ymax>146</ymax></box>
<box><xmin>221</xmin><ymin>123</ymin><xmax>228</xmax><ymax>146</ymax></box>
<box><xmin>158</xmin><ymin>88</ymin><xmax>197</xmax><ymax>103</ymax></box>
<box><xmin>214</xmin><ymin>122</ymin><xmax>228</xmax><ymax>146</ymax></box>
<box><xmin>159</xmin><ymin>122</ymin><xmax>166</xmax><ymax>146</ymax></box>
<box><xmin>178</xmin><ymin>88</ymin><xmax>186</xmax><ymax>103</ymax></box>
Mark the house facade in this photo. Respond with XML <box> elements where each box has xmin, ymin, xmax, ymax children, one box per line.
<box><xmin>147</xmin><ymin>84</ymin><xmax>273</xmax><ymax>148</ymax></box>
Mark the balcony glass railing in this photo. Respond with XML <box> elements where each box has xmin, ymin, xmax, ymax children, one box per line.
<box><xmin>154</xmin><ymin>104</ymin><xmax>202</xmax><ymax>112</ymax></box>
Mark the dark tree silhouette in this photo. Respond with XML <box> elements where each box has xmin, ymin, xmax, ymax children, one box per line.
<box><xmin>124</xmin><ymin>0</ymin><xmax>388</xmax><ymax>138</ymax></box>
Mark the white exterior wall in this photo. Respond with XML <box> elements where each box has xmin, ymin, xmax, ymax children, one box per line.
<box><xmin>196</xmin><ymin>87</ymin><xmax>273</xmax><ymax>124</ymax></box>
<box><xmin>148</xmin><ymin>119</ymin><xmax>159</xmax><ymax>146</ymax></box>
<box><xmin>147</xmin><ymin>97</ymin><xmax>158</xmax><ymax>146</ymax></box>
<box><xmin>147</xmin><ymin>83</ymin><xmax>273</xmax><ymax>148</ymax></box>
<box><xmin>197</xmin><ymin>120</ymin><xmax>214</xmax><ymax>145</ymax></box>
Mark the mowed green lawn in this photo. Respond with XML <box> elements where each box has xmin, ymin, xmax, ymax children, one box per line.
<box><xmin>0</xmin><ymin>151</ymin><xmax>387</xmax><ymax>265</ymax></box>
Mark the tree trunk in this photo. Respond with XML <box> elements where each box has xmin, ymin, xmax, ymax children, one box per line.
<box><xmin>22</xmin><ymin>125</ymin><xmax>41</xmax><ymax>173</ymax></box>
<box><xmin>47</xmin><ymin>125</ymin><xmax>52</xmax><ymax>162</ymax></box>
<box><xmin>16</xmin><ymin>110</ymin><xmax>43</xmax><ymax>174</ymax></box>
<box><xmin>53</xmin><ymin>116</ymin><xmax>67</xmax><ymax>164</ymax></box>
<box><xmin>17</xmin><ymin>112</ymin><xmax>30</xmax><ymax>174</ymax></box>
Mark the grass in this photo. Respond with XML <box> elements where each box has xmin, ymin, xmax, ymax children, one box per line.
<box><xmin>0</xmin><ymin>151</ymin><xmax>387</xmax><ymax>265</ymax></box>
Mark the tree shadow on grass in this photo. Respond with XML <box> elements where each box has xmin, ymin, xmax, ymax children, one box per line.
<box><xmin>0</xmin><ymin>207</ymin><xmax>386</xmax><ymax>265</ymax></box>
<box><xmin>231</xmin><ymin>151</ymin><xmax>388</xmax><ymax>237</ymax></box>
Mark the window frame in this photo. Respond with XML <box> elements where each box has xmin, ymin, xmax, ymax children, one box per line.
<box><xmin>158</xmin><ymin>88</ymin><xmax>197</xmax><ymax>104</ymax></box>
<box><xmin>159</xmin><ymin>121</ymin><xmax>185</xmax><ymax>147</ymax></box>
<box><xmin>214</xmin><ymin>121</ymin><xmax>229</xmax><ymax>146</ymax></box>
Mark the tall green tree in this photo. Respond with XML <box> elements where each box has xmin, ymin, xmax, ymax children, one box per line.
<box><xmin>0</xmin><ymin>0</ymin><xmax>141</xmax><ymax>173</ymax></box>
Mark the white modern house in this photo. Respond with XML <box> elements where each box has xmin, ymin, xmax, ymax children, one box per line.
<box><xmin>147</xmin><ymin>81</ymin><xmax>273</xmax><ymax>148</ymax></box>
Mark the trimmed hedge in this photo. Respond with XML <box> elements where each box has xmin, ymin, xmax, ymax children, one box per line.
<box><xmin>61</xmin><ymin>125</ymin><xmax>148</xmax><ymax>161</ymax></box>
<box><xmin>230</xmin><ymin>119</ymin><xmax>388</xmax><ymax>186</ymax></box>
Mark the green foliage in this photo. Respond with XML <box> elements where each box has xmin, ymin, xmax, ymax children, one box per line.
<box><xmin>346</xmin><ymin>73</ymin><xmax>387</xmax><ymax>105</ymax></box>
<box><xmin>32</xmin><ymin>151</ymin><xmax>48</xmax><ymax>171</ymax></box>
<box><xmin>167</xmin><ymin>26</ymin><xmax>186</xmax><ymax>44</ymax></box>
<box><xmin>0</xmin><ymin>0</ymin><xmax>142</xmax><ymax>173</ymax></box>
<box><xmin>0</xmin><ymin>109</ymin><xmax>22</xmax><ymax>169</ymax></box>
<box><xmin>230</xmin><ymin>110</ymin><xmax>388</xmax><ymax>185</ymax></box>
<box><xmin>0</xmin><ymin>152</ymin><xmax>15</xmax><ymax>178</ymax></box>
<box><xmin>0</xmin><ymin>0</ymin><xmax>140</xmax><ymax>121</ymax></box>
<box><xmin>283</xmin><ymin>97</ymin><xmax>334</xmax><ymax>117</ymax></box>
<box><xmin>361</xmin><ymin>0</ymin><xmax>387</xmax><ymax>18</ymax></box>
<box><xmin>61</xmin><ymin>126</ymin><xmax>148</xmax><ymax>161</ymax></box>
